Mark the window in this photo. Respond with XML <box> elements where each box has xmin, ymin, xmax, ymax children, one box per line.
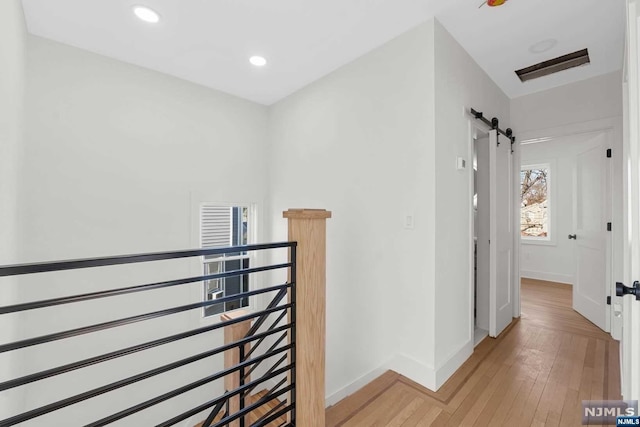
<box><xmin>201</xmin><ymin>205</ymin><xmax>250</xmax><ymax>317</ymax></box>
<box><xmin>520</xmin><ymin>165</ymin><xmax>550</xmax><ymax>240</ymax></box>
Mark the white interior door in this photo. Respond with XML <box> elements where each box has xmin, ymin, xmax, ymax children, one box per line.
<box><xmin>573</xmin><ymin>134</ymin><xmax>609</xmax><ymax>331</ymax></box>
<box><xmin>621</xmin><ymin>0</ymin><xmax>640</xmax><ymax>401</ymax></box>
<box><xmin>489</xmin><ymin>129</ymin><xmax>514</xmax><ymax>337</ymax></box>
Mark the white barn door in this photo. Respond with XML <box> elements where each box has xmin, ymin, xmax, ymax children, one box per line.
<box><xmin>489</xmin><ymin>129</ymin><xmax>514</xmax><ymax>337</ymax></box>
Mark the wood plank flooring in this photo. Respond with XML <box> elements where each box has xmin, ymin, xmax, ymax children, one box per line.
<box><xmin>325</xmin><ymin>279</ymin><xmax>621</xmax><ymax>426</ymax></box>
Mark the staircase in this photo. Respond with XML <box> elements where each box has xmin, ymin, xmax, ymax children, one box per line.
<box><xmin>195</xmin><ymin>390</ymin><xmax>287</xmax><ymax>427</ymax></box>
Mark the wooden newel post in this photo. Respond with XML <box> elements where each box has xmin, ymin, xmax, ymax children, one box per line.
<box><xmin>283</xmin><ymin>209</ymin><xmax>331</xmax><ymax>427</ymax></box>
<box><xmin>221</xmin><ymin>310</ymin><xmax>252</xmax><ymax>427</ymax></box>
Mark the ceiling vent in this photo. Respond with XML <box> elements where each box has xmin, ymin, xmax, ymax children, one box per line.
<box><xmin>515</xmin><ymin>48</ymin><xmax>590</xmax><ymax>82</ymax></box>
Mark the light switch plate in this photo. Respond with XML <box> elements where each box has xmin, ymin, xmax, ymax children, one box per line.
<box><xmin>404</xmin><ymin>214</ymin><xmax>414</xmax><ymax>229</ymax></box>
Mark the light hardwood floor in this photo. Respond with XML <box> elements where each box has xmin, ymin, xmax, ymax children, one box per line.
<box><xmin>325</xmin><ymin>279</ymin><xmax>621</xmax><ymax>426</ymax></box>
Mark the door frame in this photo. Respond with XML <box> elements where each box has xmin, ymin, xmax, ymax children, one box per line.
<box><xmin>518</xmin><ymin>117</ymin><xmax>622</xmax><ymax>340</ymax></box>
<box><xmin>468</xmin><ymin>119</ymin><xmax>520</xmax><ymax>340</ymax></box>
<box><xmin>469</xmin><ymin>120</ymin><xmax>488</xmax><ymax>344</ymax></box>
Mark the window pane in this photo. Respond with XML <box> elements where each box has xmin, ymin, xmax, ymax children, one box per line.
<box><xmin>204</xmin><ymin>261</ymin><xmax>224</xmax><ymax>316</ymax></box>
<box><xmin>201</xmin><ymin>204</ymin><xmax>251</xmax><ymax>317</ymax></box>
<box><xmin>521</xmin><ymin>168</ymin><xmax>549</xmax><ymax>238</ymax></box>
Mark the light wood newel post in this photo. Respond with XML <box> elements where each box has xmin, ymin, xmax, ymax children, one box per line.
<box><xmin>283</xmin><ymin>208</ymin><xmax>331</xmax><ymax>427</ymax></box>
<box><xmin>221</xmin><ymin>310</ymin><xmax>252</xmax><ymax>427</ymax></box>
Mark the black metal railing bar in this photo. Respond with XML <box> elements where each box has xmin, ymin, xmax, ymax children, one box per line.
<box><xmin>252</xmin><ymin>404</ymin><xmax>294</xmax><ymax>427</ymax></box>
<box><xmin>0</xmin><ymin>311</ymin><xmax>293</xmax><ymax>426</ymax></box>
<box><xmin>241</xmin><ymin>352</ymin><xmax>289</xmax><ymax>400</ymax></box>
<box><xmin>243</xmin><ymin>309</ymin><xmax>288</xmax><ymax>362</ymax></box>
<box><xmin>200</xmin><ymin>399</ymin><xmax>227</xmax><ymax>427</ymax></box>
<box><xmin>0</xmin><ymin>262</ymin><xmax>291</xmax><ymax>315</ymax></box>
<box><xmin>156</xmin><ymin>364</ymin><xmax>294</xmax><ymax>427</ymax></box>
<box><xmin>252</xmin><ymin>392</ymin><xmax>287</xmax><ymax>425</ymax></box>
<box><xmin>0</xmin><ymin>302</ymin><xmax>289</xmax><ymax>393</ymax></box>
<box><xmin>0</xmin><ymin>241</ymin><xmax>297</xmax><ymax>427</ymax></box>
<box><xmin>83</xmin><ymin>344</ymin><xmax>294</xmax><ymax>427</ymax></box>
<box><xmin>243</xmin><ymin>332</ymin><xmax>288</xmax><ymax>381</ymax></box>
<box><xmin>0</xmin><ymin>284</ymin><xmax>291</xmax><ymax>354</ymax></box>
<box><xmin>208</xmin><ymin>384</ymin><xmax>294</xmax><ymax>427</ymax></box>
<box><xmin>0</xmin><ymin>242</ymin><xmax>294</xmax><ymax>277</ymax></box>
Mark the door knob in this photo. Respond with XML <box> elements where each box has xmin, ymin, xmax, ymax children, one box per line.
<box><xmin>616</xmin><ymin>281</ymin><xmax>640</xmax><ymax>300</ymax></box>
<box><xmin>568</xmin><ymin>234</ymin><xmax>577</xmax><ymax>240</ymax></box>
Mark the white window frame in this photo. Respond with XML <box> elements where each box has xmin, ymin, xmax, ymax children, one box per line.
<box><xmin>520</xmin><ymin>162</ymin><xmax>554</xmax><ymax>245</ymax></box>
<box><xmin>199</xmin><ymin>203</ymin><xmax>256</xmax><ymax>318</ymax></box>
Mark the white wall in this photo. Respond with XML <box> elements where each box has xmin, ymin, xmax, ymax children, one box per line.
<box><xmin>267</xmin><ymin>18</ymin><xmax>513</xmax><ymax>398</ymax></box>
<box><xmin>0</xmin><ymin>0</ymin><xmax>26</xmax><ymax>418</ymax></box>
<box><xmin>511</xmin><ymin>72</ymin><xmax>623</xmax><ymax>134</ymax></box>
<box><xmin>18</xmin><ymin>35</ymin><xmax>270</xmax><ymax>425</ymax></box>
<box><xmin>432</xmin><ymin>21</ymin><xmax>511</xmax><ymax>386</ymax></box>
<box><xmin>268</xmin><ymin>20</ymin><xmax>438</xmax><ymax>399</ymax></box>
<box><xmin>512</xmin><ymin>72</ymin><xmax>623</xmax><ymax>286</ymax></box>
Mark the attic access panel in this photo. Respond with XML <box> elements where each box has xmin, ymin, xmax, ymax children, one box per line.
<box><xmin>515</xmin><ymin>49</ymin><xmax>590</xmax><ymax>82</ymax></box>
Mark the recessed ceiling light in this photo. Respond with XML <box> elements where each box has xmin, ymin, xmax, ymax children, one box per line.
<box><xmin>529</xmin><ymin>39</ymin><xmax>558</xmax><ymax>54</ymax></box>
<box><xmin>133</xmin><ymin>6</ymin><xmax>160</xmax><ymax>23</ymax></box>
<box><xmin>249</xmin><ymin>56</ymin><xmax>267</xmax><ymax>67</ymax></box>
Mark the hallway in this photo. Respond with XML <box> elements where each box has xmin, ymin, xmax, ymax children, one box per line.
<box><xmin>326</xmin><ymin>279</ymin><xmax>621</xmax><ymax>426</ymax></box>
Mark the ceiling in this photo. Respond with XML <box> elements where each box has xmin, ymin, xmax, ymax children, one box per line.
<box><xmin>21</xmin><ymin>0</ymin><xmax>626</xmax><ymax>105</ymax></box>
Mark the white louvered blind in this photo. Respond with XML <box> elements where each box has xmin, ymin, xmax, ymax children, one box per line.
<box><xmin>201</xmin><ymin>205</ymin><xmax>232</xmax><ymax>249</ymax></box>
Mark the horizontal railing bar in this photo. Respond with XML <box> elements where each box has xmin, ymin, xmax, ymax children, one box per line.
<box><xmin>243</xmin><ymin>332</ymin><xmax>288</xmax><ymax>380</ymax></box>
<box><xmin>0</xmin><ymin>318</ymin><xmax>293</xmax><ymax>393</ymax></box>
<box><xmin>243</xmin><ymin>309</ymin><xmax>288</xmax><ymax>361</ymax></box>
<box><xmin>0</xmin><ymin>242</ymin><xmax>296</xmax><ymax>277</ymax></box>
<box><xmin>251</xmin><ymin>403</ymin><xmax>294</xmax><ymax>427</ymax></box>
<box><xmin>200</xmin><ymin>399</ymin><xmax>227</xmax><ymax>427</ymax></box>
<box><xmin>253</xmin><ymin>398</ymin><xmax>287</xmax><ymax>426</ymax></box>
<box><xmin>202</xmin><ymin>254</ymin><xmax>250</xmax><ymax>264</ymax></box>
<box><xmin>245</xmin><ymin>287</ymin><xmax>289</xmax><ymax>339</ymax></box>
<box><xmin>83</xmin><ymin>344</ymin><xmax>293</xmax><ymax>427</ymax></box>
<box><xmin>156</xmin><ymin>364</ymin><xmax>294</xmax><ymax>427</ymax></box>
<box><xmin>241</xmin><ymin>353</ymin><xmax>289</xmax><ymax>399</ymax></box>
<box><xmin>264</xmin><ymin>377</ymin><xmax>288</xmax><ymax>401</ymax></box>
<box><xmin>0</xmin><ymin>283</ymin><xmax>292</xmax><ymax>353</ymax></box>
<box><xmin>0</xmin><ymin>263</ymin><xmax>292</xmax><ymax>315</ymax></box>
<box><xmin>210</xmin><ymin>383</ymin><xmax>294</xmax><ymax>427</ymax></box>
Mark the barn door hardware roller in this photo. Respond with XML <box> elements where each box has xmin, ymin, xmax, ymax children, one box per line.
<box><xmin>616</xmin><ymin>281</ymin><xmax>640</xmax><ymax>300</ymax></box>
<box><xmin>469</xmin><ymin>108</ymin><xmax>516</xmax><ymax>150</ymax></box>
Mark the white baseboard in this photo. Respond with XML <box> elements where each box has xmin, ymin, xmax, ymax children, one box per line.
<box><xmin>521</xmin><ymin>270</ymin><xmax>573</xmax><ymax>285</ymax></box>
<box><xmin>325</xmin><ymin>346</ymin><xmax>475</xmax><ymax>406</ymax></box>
<box><xmin>387</xmin><ymin>354</ymin><xmax>436</xmax><ymax>391</ymax></box>
<box><xmin>434</xmin><ymin>340</ymin><xmax>473</xmax><ymax>390</ymax></box>
<box><xmin>325</xmin><ymin>364</ymin><xmax>390</xmax><ymax>407</ymax></box>
<box><xmin>325</xmin><ymin>354</ymin><xmax>438</xmax><ymax>406</ymax></box>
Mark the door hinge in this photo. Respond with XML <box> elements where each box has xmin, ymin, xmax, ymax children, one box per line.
<box><xmin>607</xmin><ymin>222</ymin><xmax>612</xmax><ymax>232</ymax></box>
<box><xmin>607</xmin><ymin>296</ymin><xmax>612</xmax><ymax>305</ymax></box>
<box><xmin>607</xmin><ymin>148</ymin><xmax>612</xmax><ymax>158</ymax></box>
